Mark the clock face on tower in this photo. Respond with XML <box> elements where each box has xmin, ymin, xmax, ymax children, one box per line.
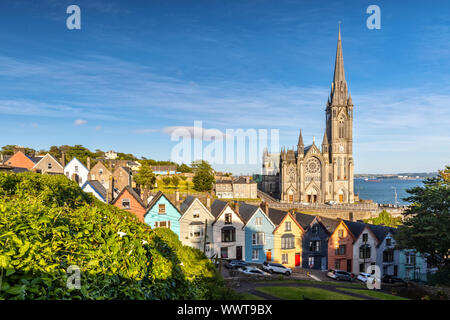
<box><xmin>305</xmin><ymin>158</ymin><xmax>320</xmax><ymax>174</ymax></box>
<box><xmin>339</xmin><ymin>145</ymin><xmax>344</xmax><ymax>152</ymax></box>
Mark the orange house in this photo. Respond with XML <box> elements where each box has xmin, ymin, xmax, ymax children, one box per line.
<box><xmin>327</xmin><ymin>220</ymin><xmax>364</xmax><ymax>273</ymax></box>
<box><xmin>3</xmin><ymin>151</ymin><xmax>37</xmax><ymax>169</ymax></box>
<box><xmin>111</xmin><ymin>186</ymin><xmax>147</xmax><ymax>222</ymax></box>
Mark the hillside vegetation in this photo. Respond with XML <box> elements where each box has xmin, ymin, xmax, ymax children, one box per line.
<box><xmin>0</xmin><ymin>172</ymin><xmax>232</xmax><ymax>299</ymax></box>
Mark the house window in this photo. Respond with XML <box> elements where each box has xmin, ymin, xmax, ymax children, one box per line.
<box><xmin>75</xmin><ymin>166</ymin><xmax>79</xmax><ymax>173</ymax></box>
<box><xmin>221</xmin><ymin>228</ymin><xmax>236</xmax><ymax>242</ymax></box>
<box><xmin>406</xmin><ymin>254</ymin><xmax>416</xmax><ymax>265</ymax></box>
<box><xmin>158</xmin><ymin>204</ymin><xmax>166</xmax><ymax>214</ymax></box>
<box><xmin>189</xmin><ymin>225</ymin><xmax>203</xmax><ymax>238</ymax></box>
<box><xmin>362</xmin><ymin>233</ymin><xmax>368</xmax><ymax>242</ymax></box>
<box><xmin>359</xmin><ymin>263</ymin><xmax>365</xmax><ymax>272</ymax></box>
<box><xmin>309</xmin><ymin>241</ymin><xmax>321</xmax><ymax>252</ymax></box>
<box><xmin>224</xmin><ymin>213</ymin><xmax>232</xmax><ymax>224</ymax></box>
<box><xmin>220</xmin><ymin>247</ymin><xmax>228</xmax><ymax>259</ymax></box>
<box><xmin>359</xmin><ymin>245</ymin><xmax>371</xmax><ymax>259</ymax></box>
<box><xmin>255</xmin><ymin>217</ymin><xmax>262</xmax><ymax>226</ymax></box>
<box><xmin>311</xmin><ymin>225</ymin><xmax>318</xmax><ymax>235</ymax></box>
<box><xmin>47</xmin><ymin>163</ymin><xmax>52</xmax><ymax>169</ymax></box>
<box><xmin>99</xmin><ymin>169</ymin><xmax>103</xmax><ymax>174</ymax></box>
<box><xmin>205</xmin><ymin>243</ymin><xmax>210</xmax><ymax>253</ymax></box>
<box><xmin>252</xmin><ymin>249</ymin><xmax>259</xmax><ymax>261</ymax></box>
<box><xmin>285</xmin><ymin>221</ymin><xmax>291</xmax><ymax>231</ymax></box>
<box><xmin>193</xmin><ymin>210</ymin><xmax>200</xmax><ymax>219</ymax></box>
<box><xmin>386</xmin><ymin>238</ymin><xmax>392</xmax><ymax>246</ymax></box>
<box><xmin>282</xmin><ymin>253</ymin><xmax>289</xmax><ymax>264</ymax></box>
<box><xmin>155</xmin><ymin>221</ymin><xmax>171</xmax><ymax>228</ymax></box>
<box><xmin>122</xmin><ymin>198</ymin><xmax>130</xmax><ymax>209</ymax></box>
<box><xmin>338</xmin><ymin>229</ymin><xmax>344</xmax><ymax>238</ymax></box>
<box><xmin>335</xmin><ymin>245</ymin><xmax>346</xmax><ymax>255</ymax></box>
<box><xmin>383</xmin><ymin>250</ymin><xmax>394</xmax><ymax>262</ymax></box>
<box><xmin>335</xmin><ymin>260</ymin><xmax>341</xmax><ymax>269</ymax></box>
<box><xmin>252</xmin><ymin>232</ymin><xmax>265</xmax><ymax>245</ymax></box>
<box><xmin>308</xmin><ymin>256</ymin><xmax>314</xmax><ymax>267</ymax></box>
<box><xmin>281</xmin><ymin>235</ymin><xmax>295</xmax><ymax>249</ymax></box>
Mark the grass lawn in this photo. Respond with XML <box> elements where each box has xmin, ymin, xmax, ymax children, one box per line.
<box><xmin>256</xmin><ymin>286</ymin><xmax>363</xmax><ymax>300</ymax></box>
<box><xmin>240</xmin><ymin>293</ymin><xmax>265</xmax><ymax>300</ymax></box>
<box><xmin>338</xmin><ymin>288</ymin><xmax>409</xmax><ymax>300</ymax></box>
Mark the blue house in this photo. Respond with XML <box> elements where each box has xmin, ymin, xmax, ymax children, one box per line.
<box><xmin>237</xmin><ymin>203</ymin><xmax>276</xmax><ymax>264</ymax></box>
<box><xmin>144</xmin><ymin>191</ymin><xmax>182</xmax><ymax>237</ymax></box>
<box><xmin>398</xmin><ymin>249</ymin><xmax>430</xmax><ymax>282</ymax></box>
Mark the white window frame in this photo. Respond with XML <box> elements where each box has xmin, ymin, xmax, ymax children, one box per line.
<box><xmin>252</xmin><ymin>232</ymin><xmax>265</xmax><ymax>245</ymax></box>
<box><xmin>282</xmin><ymin>253</ymin><xmax>288</xmax><ymax>264</ymax></box>
<box><xmin>252</xmin><ymin>249</ymin><xmax>259</xmax><ymax>261</ymax></box>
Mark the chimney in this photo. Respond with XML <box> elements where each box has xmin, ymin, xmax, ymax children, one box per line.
<box><xmin>110</xmin><ymin>177</ymin><xmax>115</xmax><ymax>201</ymax></box>
<box><xmin>234</xmin><ymin>201</ymin><xmax>240</xmax><ymax>213</ymax></box>
<box><xmin>87</xmin><ymin>157</ymin><xmax>91</xmax><ymax>170</ymax></box>
<box><xmin>246</xmin><ymin>176</ymin><xmax>250</xmax><ymax>183</ymax></box>
<box><xmin>0</xmin><ymin>153</ymin><xmax>3</xmax><ymax>163</ymax></box>
<box><xmin>206</xmin><ymin>194</ymin><xmax>211</xmax><ymax>209</ymax></box>
<box><xmin>260</xmin><ymin>201</ymin><xmax>269</xmax><ymax>215</ymax></box>
<box><xmin>175</xmin><ymin>189</ymin><xmax>180</xmax><ymax>203</ymax></box>
<box><xmin>61</xmin><ymin>152</ymin><xmax>66</xmax><ymax>168</ymax></box>
<box><xmin>14</xmin><ymin>146</ymin><xmax>25</xmax><ymax>154</ymax></box>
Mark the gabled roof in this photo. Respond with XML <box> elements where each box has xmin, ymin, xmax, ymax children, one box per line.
<box><xmin>180</xmin><ymin>195</ymin><xmax>196</xmax><ymax>214</ymax></box>
<box><xmin>367</xmin><ymin>224</ymin><xmax>397</xmax><ymax>248</ymax></box>
<box><xmin>82</xmin><ymin>180</ymin><xmax>107</xmax><ymax>201</ymax></box>
<box><xmin>267</xmin><ymin>207</ymin><xmax>288</xmax><ymax>226</ymax></box>
<box><xmin>145</xmin><ymin>191</ymin><xmax>182</xmax><ymax>217</ymax></box>
<box><xmin>111</xmin><ymin>185</ymin><xmax>146</xmax><ymax>208</ymax></box>
<box><xmin>238</xmin><ymin>203</ymin><xmax>276</xmax><ymax>229</ymax></box>
<box><xmin>273</xmin><ymin>210</ymin><xmax>305</xmax><ymax>233</ymax></box>
<box><xmin>210</xmin><ymin>199</ymin><xmax>229</xmax><ymax>219</ymax></box>
<box><xmin>342</xmin><ymin>219</ymin><xmax>366</xmax><ymax>240</ymax></box>
<box><xmin>293</xmin><ymin>212</ymin><xmax>316</xmax><ymax>230</ymax></box>
<box><xmin>32</xmin><ymin>153</ymin><xmax>63</xmax><ymax>169</ymax></box>
<box><xmin>315</xmin><ymin>216</ymin><xmax>341</xmax><ymax>235</ymax></box>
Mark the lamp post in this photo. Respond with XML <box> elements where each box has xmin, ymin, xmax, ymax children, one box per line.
<box><xmin>391</xmin><ymin>186</ymin><xmax>398</xmax><ymax>207</ymax></box>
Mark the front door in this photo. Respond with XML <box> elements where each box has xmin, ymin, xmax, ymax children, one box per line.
<box><xmin>295</xmin><ymin>253</ymin><xmax>301</xmax><ymax>267</ymax></box>
<box><xmin>236</xmin><ymin>246</ymin><xmax>242</xmax><ymax>260</ymax></box>
<box><xmin>346</xmin><ymin>259</ymin><xmax>352</xmax><ymax>272</ymax></box>
<box><xmin>266</xmin><ymin>250</ymin><xmax>272</xmax><ymax>262</ymax></box>
<box><xmin>339</xmin><ymin>194</ymin><xmax>344</xmax><ymax>202</ymax></box>
<box><xmin>288</xmin><ymin>194</ymin><xmax>293</xmax><ymax>202</ymax></box>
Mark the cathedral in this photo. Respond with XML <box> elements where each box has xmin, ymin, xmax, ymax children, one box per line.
<box><xmin>261</xmin><ymin>28</ymin><xmax>355</xmax><ymax>204</ymax></box>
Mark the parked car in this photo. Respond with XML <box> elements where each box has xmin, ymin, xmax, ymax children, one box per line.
<box><xmin>225</xmin><ymin>260</ymin><xmax>250</xmax><ymax>269</ymax></box>
<box><xmin>262</xmin><ymin>261</ymin><xmax>292</xmax><ymax>276</ymax></box>
<box><xmin>382</xmin><ymin>275</ymin><xmax>405</xmax><ymax>284</ymax></box>
<box><xmin>356</xmin><ymin>272</ymin><xmax>373</xmax><ymax>283</ymax></box>
<box><xmin>326</xmin><ymin>201</ymin><xmax>338</xmax><ymax>205</ymax></box>
<box><xmin>238</xmin><ymin>267</ymin><xmax>270</xmax><ymax>276</ymax></box>
<box><xmin>326</xmin><ymin>269</ymin><xmax>353</xmax><ymax>281</ymax></box>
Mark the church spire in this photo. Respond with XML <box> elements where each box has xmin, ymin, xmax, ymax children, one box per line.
<box><xmin>330</xmin><ymin>25</ymin><xmax>349</xmax><ymax>106</ymax></box>
<box><xmin>297</xmin><ymin>129</ymin><xmax>304</xmax><ymax>147</ymax></box>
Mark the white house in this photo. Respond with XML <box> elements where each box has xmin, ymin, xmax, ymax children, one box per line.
<box><xmin>210</xmin><ymin>200</ymin><xmax>245</xmax><ymax>260</ymax></box>
<box><xmin>179</xmin><ymin>196</ymin><xmax>215</xmax><ymax>255</ymax></box>
<box><xmin>64</xmin><ymin>157</ymin><xmax>89</xmax><ymax>186</ymax></box>
<box><xmin>81</xmin><ymin>180</ymin><xmax>108</xmax><ymax>203</ymax></box>
<box><xmin>352</xmin><ymin>225</ymin><xmax>379</xmax><ymax>274</ymax></box>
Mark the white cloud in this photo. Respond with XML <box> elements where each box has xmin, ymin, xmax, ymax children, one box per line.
<box><xmin>74</xmin><ymin>119</ymin><xmax>87</xmax><ymax>126</ymax></box>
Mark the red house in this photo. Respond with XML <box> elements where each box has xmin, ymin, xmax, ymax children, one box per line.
<box><xmin>111</xmin><ymin>186</ymin><xmax>147</xmax><ymax>222</ymax></box>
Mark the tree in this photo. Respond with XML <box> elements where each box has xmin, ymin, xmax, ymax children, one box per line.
<box><xmin>177</xmin><ymin>163</ymin><xmax>193</xmax><ymax>173</ymax></box>
<box><xmin>192</xmin><ymin>160</ymin><xmax>215</xmax><ymax>192</ymax></box>
<box><xmin>364</xmin><ymin>210</ymin><xmax>402</xmax><ymax>227</ymax></box>
<box><xmin>171</xmin><ymin>176</ymin><xmax>180</xmax><ymax>189</ymax></box>
<box><xmin>133</xmin><ymin>162</ymin><xmax>156</xmax><ymax>201</ymax></box>
<box><xmin>161</xmin><ymin>176</ymin><xmax>172</xmax><ymax>188</ymax></box>
<box><xmin>395</xmin><ymin>166</ymin><xmax>450</xmax><ymax>269</ymax></box>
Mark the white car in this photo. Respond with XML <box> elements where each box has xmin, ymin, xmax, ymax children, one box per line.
<box><xmin>238</xmin><ymin>267</ymin><xmax>270</xmax><ymax>276</ymax></box>
<box><xmin>262</xmin><ymin>262</ymin><xmax>292</xmax><ymax>276</ymax></box>
<box><xmin>326</xmin><ymin>201</ymin><xmax>338</xmax><ymax>205</ymax></box>
<box><xmin>356</xmin><ymin>272</ymin><xmax>373</xmax><ymax>283</ymax></box>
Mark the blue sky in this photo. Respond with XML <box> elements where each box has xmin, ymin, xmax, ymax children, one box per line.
<box><xmin>0</xmin><ymin>0</ymin><xmax>449</xmax><ymax>174</ymax></box>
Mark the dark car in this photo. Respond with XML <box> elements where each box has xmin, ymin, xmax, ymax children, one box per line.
<box><xmin>326</xmin><ymin>269</ymin><xmax>353</xmax><ymax>282</ymax></box>
<box><xmin>225</xmin><ymin>260</ymin><xmax>250</xmax><ymax>269</ymax></box>
<box><xmin>382</xmin><ymin>275</ymin><xmax>405</xmax><ymax>283</ymax></box>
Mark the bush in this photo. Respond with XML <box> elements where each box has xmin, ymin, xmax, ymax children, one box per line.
<box><xmin>0</xmin><ymin>172</ymin><xmax>228</xmax><ymax>300</ymax></box>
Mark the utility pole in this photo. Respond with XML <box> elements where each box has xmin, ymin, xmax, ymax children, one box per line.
<box><xmin>203</xmin><ymin>218</ymin><xmax>208</xmax><ymax>254</ymax></box>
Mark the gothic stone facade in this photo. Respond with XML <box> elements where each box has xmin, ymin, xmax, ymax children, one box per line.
<box><xmin>263</xmin><ymin>29</ymin><xmax>355</xmax><ymax>204</ymax></box>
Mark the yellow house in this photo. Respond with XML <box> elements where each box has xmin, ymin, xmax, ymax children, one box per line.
<box><xmin>269</xmin><ymin>209</ymin><xmax>305</xmax><ymax>268</ymax></box>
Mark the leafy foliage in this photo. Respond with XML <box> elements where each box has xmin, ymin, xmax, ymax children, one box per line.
<box><xmin>0</xmin><ymin>172</ymin><xmax>229</xmax><ymax>300</ymax></box>
<box><xmin>192</xmin><ymin>160</ymin><xmax>215</xmax><ymax>192</ymax></box>
<box><xmin>364</xmin><ymin>210</ymin><xmax>402</xmax><ymax>227</ymax></box>
<box><xmin>395</xmin><ymin>166</ymin><xmax>450</xmax><ymax>269</ymax></box>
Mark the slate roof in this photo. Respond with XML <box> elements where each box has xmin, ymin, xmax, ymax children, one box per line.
<box><xmin>86</xmin><ymin>180</ymin><xmax>107</xmax><ymax>201</ymax></box>
<box><xmin>233</xmin><ymin>177</ymin><xmax>256</xmax><ymax>184</ymax></box>
<box><xmin>293</xmin><ymin>212</ymin><xmax>316</xmax><ymax>230</ymax></box>
<box><xmin>267</xmin><ymin>207</ymin><xmax>288</xmax><ymax>226</ymax></box>
<box><xmin>317</xmin><ymin>216</ymin><xmax>341</xmax><ymax>235</ymax></box>
<box><xmin>180</xmin><ymin>195</ymin><xmax>196</xmax><ymax>214</ymax></box>
<box><xmin>210</xmin><ymin>199</ymin><xmax>229</xmax><ymax>218</ymax></box>
<box><xmin>237</xmin><ymin>203</ymin><xmax>259</xmax><ymax>224</ymax></box>
<box><xmin>343</xmin><ymin>219</ymin><xmax>367</xmax><ymax>239</ymax></box>
<box><xmin>367</xmin><ymin>224</ymin><xmax>397</xmax><ymax>247</ymax></box>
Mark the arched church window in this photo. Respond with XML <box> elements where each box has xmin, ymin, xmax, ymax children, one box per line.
<box><xmin>339</xmin><ymin>120</ymin><xmax>345</xmax><ymax>138</ymax></box>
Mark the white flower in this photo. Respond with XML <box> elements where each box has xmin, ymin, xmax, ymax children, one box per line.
<box><xmin>117</xmin><ymin>231</ymin><xmax>127</xmax><ymax>238</ymax></box>
<box><xmin>142</xmin><ymin>240</ymin><xmax>148</xmax><ymax>245</ymax></box>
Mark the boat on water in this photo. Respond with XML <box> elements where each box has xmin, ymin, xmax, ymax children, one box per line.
<box><xmin>364</xmin><ymin>178</ymin><xmax>380</xmax><ymax>182</ymax></box>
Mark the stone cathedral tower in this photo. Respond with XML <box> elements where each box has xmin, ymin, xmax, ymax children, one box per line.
<box><xmin>274</xmin><ymin>27</ymin><xmax>354</xmax><ymax>204</ymax></box>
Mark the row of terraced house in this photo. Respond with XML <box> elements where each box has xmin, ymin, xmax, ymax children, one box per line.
<box><xmin>1</xmin><ymin>149</ymin><xmax>432</xmax><ymax>282</ymax></box>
